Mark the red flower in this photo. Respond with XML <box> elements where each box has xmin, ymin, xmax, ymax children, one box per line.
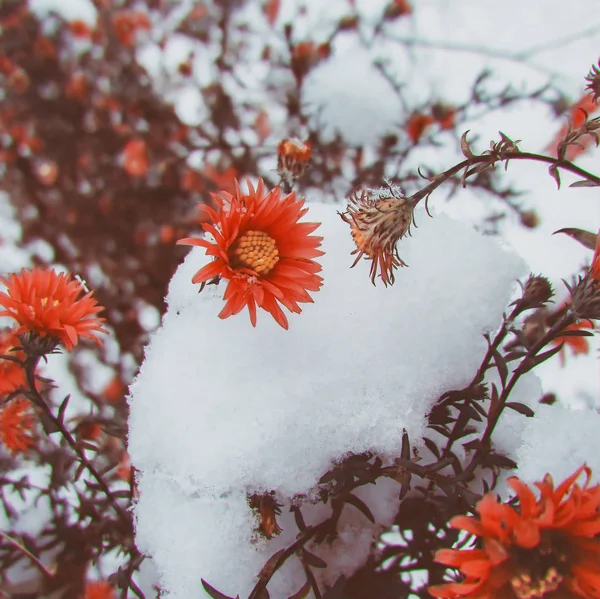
<box><xmin>278</xmin><ymin>139</ymin><xmax>312</xmax><ymax>163</ymax></box>
<box><xmin>433</xmin><ymin>103</ymin><xmax>456</xmax><ymax>130</ymax></box>
<box><xmin>66</xmin><ymin>74</ymin><xmax>89</xmax><ymax>102</ymax></box>
<box><xmin>69</xmin><ymin>20</ymin><xmax>92</xmax><ymax>39</ymax></box>
<box><xmin>0</xmin><ymin>268</ymin><xmax>107</xmax><ymax>351</ymax></box>
<box><xmin>429</xmin><ymin>465</ymin><xmax>600</xmax><ymax>599</ymax></box>
<box><xmin>112</xmin><ymin>11</ymin><xmax>151</xmax><ymax>47</ymax></box>
<box><xmin>0</xmin><ymin>398</ymin><xmax>35</xmax><ymax>455</ymax></box>
<box><xmin>406</xmin><ymin>112</ymin><xmax>434</xmax><ymax>143</ymax></box>
<box><xmin>0</xmin><ymin>329</ymin><xmax>26</xmax><ymax>396</ymax></box>
<box><xmin>552</xmin><ymin>320</ymin><xmax>594</xmax><ymax>366</ymax></box>
<box><xmin>116</xmin><ymin>451</ymin><xmax>132</xmax><ymax>481</ymax></box>
<box><xmin>547</xmin><ymin>95</ymin><xmax>600</xmax><ymax>160</ymax></box>
<box><xmin>591</xmin><ymin>229</ymin><xmax>600</xmax><ymax>281</ymax></box>
<box><xmin>83</xmin><ymin>581</ymin><xmax>115</xmax><ymax>599</ymax></box>
<box><xmin>265</xmin><ymin>0</ymin><xmax>280</xmax><ymax>25</ymax></box>
<box><xmin>384</xmin><ymin>0</ymin><xmax>413</xmax><ymax>19</ymax></box>
<box><xmin>123</xmin><ymin>138</ymin><xmax>149</xmax><ymax>178</ymax></box>
<box><xmin>340</xmin><ymin>187</ymin><xmax>416</xmax><ymax>286</ymax></box>
<box><xmin>178</xmin><ymin>179</ymin><xmax>323</xmax><ymax>329</ymax></box>
<box><xmin>277</xmin><ymin>139</ymin><xmax>312</xmax><ymax>184</ymax></box>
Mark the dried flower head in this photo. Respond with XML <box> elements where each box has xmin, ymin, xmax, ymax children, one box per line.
<box><xmin>429</xmin><ymin>465</ymin><xmax>600</xmax><ymax>599</ymax></box>
<box><xmin>585</xmin><ymin>60</ymin><xmax>600</xmax><ymax>104</ymax></box>
<box><xmin>178</xmin><ymin>178</ymin><xmax>323</xmax><ymax>329</ymax></box>
<box><xmin>0</xmin><ymin>268</ymin><xmax>107</xmax><ymax>351</ymax></box>
<box><xmin>0</xmin><ymin>329</ymin><xmax>26</xmax><ymax>395</ymax></box>
<box><xmin>339</xmin><ymin>185</ymin><xmax>416</xmax><ymax>286</ymax></box>
<box><xmin>249</xmin><ymin>493</ymin><xmax>283</xmax><ymax>539</ymax></box>
<box><xmin>568</xmin><ymin>276</ymin><xmax>600</xmax><ymax>321</ymax></box>
<box><xmin>0</xmin><ymin>398</ymin><xmax>35</xmax><ymax>455</ymax></box>
<box><xmin>512</xmin><ymin>275</ymin><xmax>553</xmax><ymax>313</ymax></box>
<box><xmin>277</xmin><ymin>138</ymin><xmax>312</xmax><ymax>188</ymax></box>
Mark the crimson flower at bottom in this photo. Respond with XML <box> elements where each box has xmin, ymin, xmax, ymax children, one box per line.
<box><xmin>178</xmin><ymin>178</ymin><xmax>324</xmax><ymax>329</ymax></box>
<box><xmin>429</xmin><ymin>465</ymin><xmax>600</xmax><ymax>599</ymax></box>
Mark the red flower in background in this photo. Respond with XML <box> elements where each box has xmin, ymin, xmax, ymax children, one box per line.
<box><xmin>0</xmin><ymin>268</ymin><xmax>107</xmax><ymax>351</ymax></box>
<box><xmin>112</xmin><ymin>11</ymin><xmax>151</xmax><ymax>47</ymax></box>
<box><xmin>123</xmin><ymin>138</ymin><xmax>149</xmax><ymax>178</ymax></box>
<box><xmin>178</xmin><ymin>179</ymin><xmax>323</xmax><ymax>329</ymax></box>
<box><xmin>0</xmin><ymin>329</ymin><xmax>27</xmax><ymax>395</ymax></box>
<box><xmin>277</xmin><ymin>138</ymin><xmax>312</xmax><ymax>183</ymax></box>
<box><xmin>264</xmin><ymin>0</ymin><xmax>280</xmax><ymax>25</ymax></box>
<box><xmin>591</xmin><ymin>229</ymin><xmax>600</xmax><ymax>281</ymax></box>
<box><xmin>433</xmin><ymin>103</ymin><xmax>456</xmax><ymax>130</ymax></box>
<box><xmin>429</xmin><ymin>465</ymin><xmax>600</xmax><ymax>599</ymax></box>
<box><xmin>552</xmin><ymin>320</ymin><xmax>594</xmax><ymax>366</ymax></box>
<box><xmin>69</xmin><ymin>20</ymin><xmax>92</xmax><ymax>39</ymax></box>
<box><xmin>547</xmin><ymin>95</ymin><xmax>600</xmax><ymax>160</ymax></box>
<box><xmin>0</xmin><ymin>398</ymin><xmax>35</xmax><ymax>455</ymax></box>
<box><xmin>83</xmin><ymin>581</ymin><xmax>115</xmax><ymax>599</ymax></box>
<box><xmin>406</xmin><ymin>112</ymin><xmax>434</xmax><ymax>143</ymax></box>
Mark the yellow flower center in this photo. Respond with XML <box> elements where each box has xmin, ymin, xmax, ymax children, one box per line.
<box><xmin>511</xmin><ymin>567</ymin><xmax>563</xmax><ymax>599</ymax></box>
<box><xmin>230</xmin><ymin>230</ymin><xmax>279</xmax><ymax>276</ymax></box>
<box><xmin>510</xmin><ymin>539</ymin><xmax>568</xmax><ymax>599</ymax></box>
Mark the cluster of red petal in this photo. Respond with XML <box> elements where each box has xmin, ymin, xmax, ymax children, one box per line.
<box><xmin>178</xmin><ymin>179</ymin><xmax>324</xmax><ymax>329</ymax></box>
<box><xmin>553</xmin><ymin>320</ymin><xmax>594</xmax><ymax>366</ymax></box>
<box><xmin>0</xmin><ymin>329</ymin><xmax>26</xmax><ymax>396</ymax></box>
<box><xmin>429</xmin><ymin>465</ymin><xmax>600</xmax><ymax>599</ymax></box>
<box><xmin>277</xmin><ymin>139</ymin><xmax>312</xmax><ymax>163</ymax></box>
<box><xmin>0</xmin><ymin>398</ymin><xmax>35</xmax><ymax>455</ymax></box>
<box><xmin>592</xmin><ymin>229</ymin><xmax>600</xmax><ymax>281</ymax></box>
<box><xmin>112</xmin><ymin>11</ymin><xmax>151</xmax><ymax>47</ymax></box>
<box><xmin>547</xmin><ymin>95</ymin><xmax>600</xmax><ymax>160</ymax></box>
<box><xmin>83</xmin><ymin>580</ymin><xmax>116</xmax><ymax>599</ymax></box>
<box><xmin>0</xmin><ymin>268</ymin><xmax>107</xmax><ymax>351</ymax></box>
<box><xmin>406</xmin><ymin>112</ymin><xmax>434</xmax><ymax>143</ymax></box>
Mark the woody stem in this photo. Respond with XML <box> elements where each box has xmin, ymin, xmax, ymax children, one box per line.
<box><xmin>409</xmin><ymin>152</ymin><xmax>600</xmax><ymax>205</ymax></box>
<box><xmin>23</xmin><ymin>355</ymin><xmax>132</xmax><ymax>527</ymax></box>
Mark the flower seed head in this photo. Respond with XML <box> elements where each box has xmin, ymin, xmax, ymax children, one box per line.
<box><xmin>585</xmin><ymin>60</ymin><xmax>600</xmax><ymax>103</ymax></box>
<box><xmin>339</xmin><ymin>185</ymin><xmax>416</xmax><ymax>286</ymax></box>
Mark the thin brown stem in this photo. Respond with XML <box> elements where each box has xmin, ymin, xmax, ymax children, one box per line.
<box><xmin>23</xmin><ymin>357</ymin><xmax>131</xmax><ymax>528</ymax></box>
<box><xmin>0</xmin><ymin>529</ymin><xmax>54</xmax><ymax>580</ymax></box>
<box><xmin>409</xmin><ymin>152</ymin><xmax>600</xmax><ymax>206</ymax></box>
<box><xmin>460</xmin><ymin>312</ymin><xmax>575</xmax><ymax>482</ymax></box>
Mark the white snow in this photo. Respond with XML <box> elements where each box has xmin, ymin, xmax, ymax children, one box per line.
<box><xmin>515</xmin><ymin>403</ymin><xmax>600</xmax><ymax>486</ymax></box>
<box><xmin>129</xmin><ymin>199</ymin><xmax>526</xmax><ymax>598</ymax></box>
<box><xmin>303</xmin><ymin>40</ymin><xmax>404</xmax><ymax>145</ymax></box>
